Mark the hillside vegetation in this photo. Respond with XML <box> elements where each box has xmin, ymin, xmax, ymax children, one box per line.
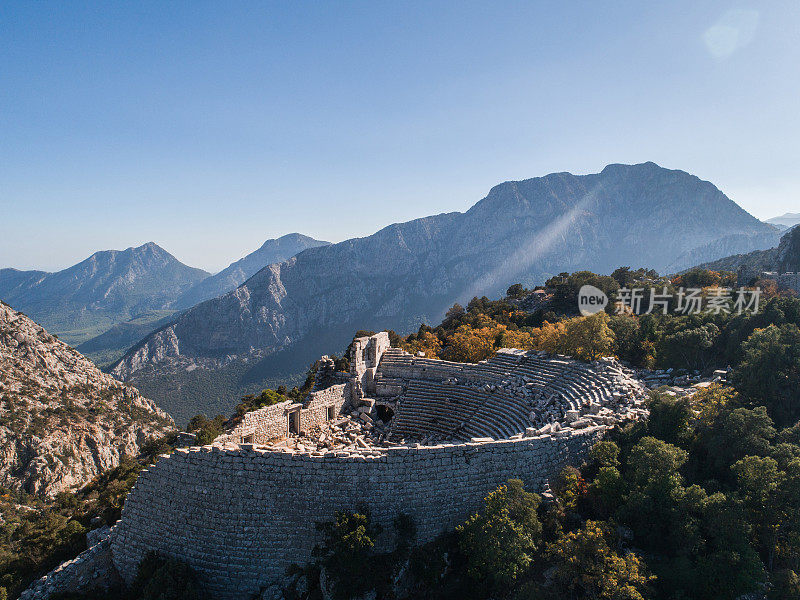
<box><xmin>0</xmin><ymin>302</ymin><xmax>174</xmax><ymax>498</ymax></box>
<box><xmin>700</xmin><ymin>223</ymin><xmax>800</xmax><ymax>280</ymax></box>
<box><xmin>0</xmin><ymin>301</ymin><xmax>175</xmax><ymax>599</ymax></box>
<box><xmin>0</xmin><ymin>436</ymin><xmax>177</xmax><ymax>600</ymax></box>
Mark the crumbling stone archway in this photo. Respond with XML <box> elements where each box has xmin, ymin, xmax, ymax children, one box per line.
<box><xmin>376</xmin><ymin>404</ymin><xmax>395</xmax><ymax>423</ymax></box>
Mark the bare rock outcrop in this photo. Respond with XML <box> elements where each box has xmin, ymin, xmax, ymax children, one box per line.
<box><xmin>0</xmin><ymin>301</ymin><xmax>174</xmax><ymax>498</ymax></box>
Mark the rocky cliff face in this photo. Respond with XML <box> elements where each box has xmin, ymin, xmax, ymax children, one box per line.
<box><xmin>172</xmin><ymin>233</ymin><xmax>330</xmax><ymax>309</ymax></box>
<box><xmin>0</xmin><ymin>301</ymin><xmax>174</xmax><ymax>498</ymax></box>
<box><xmin>113</xmin><ymin>163</ymin><xmax>775</xmax><ymax>417</ymax></box>
<box><xmin>0</xmin><ymin>242</ymin><xmax>209</xmax><ymax>346</ymax></box>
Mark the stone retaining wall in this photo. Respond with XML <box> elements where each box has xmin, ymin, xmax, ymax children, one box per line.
<box><xmin>110</xmin><ymin>426</ymin><xmax>606</xmax><ymax>600</ymax></box>
<box><xmin>20</xmin><ymin>530</ymin><xmax>119</xmax><ymax>600</ymax></box>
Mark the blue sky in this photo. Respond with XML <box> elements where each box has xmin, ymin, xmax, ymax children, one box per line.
<box><xmin>2</xmin><ymin>1</ymin><xmax>799</xmax><ymax>272</ymax></box>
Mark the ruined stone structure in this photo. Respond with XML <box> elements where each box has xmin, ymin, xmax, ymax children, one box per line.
<box><xmin>25</xmin><ymin>333</ymin><xmax>647</xmax><ymax>600</ymax></box>
<box><xmin>760</xmin><ymin>271</ymin><xmax>800</xmax><ymax>294</ymax></box>
<box><xmin>351</xmin><ymin>331</ymin><xmax>392</xmax><ymax>400</ymax></box>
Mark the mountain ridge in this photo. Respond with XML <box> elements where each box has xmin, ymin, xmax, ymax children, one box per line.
<box><xmin>697</xmin><ymin>225</ymin><xmax>800</xmax><ymax>277</ymax></box>
<box><xmin>0</xmin><ymin>242</ymin><xmax>209</xmax><ymax>347</ymax></box>
<box><xmin>172</xmin><ymin>233</ymin><xmax>330</xmax><ymax>309</ymax></box>
<box><xmin>766</xmin><ymin>212</ymin><xmax>800</xmax><ymax>230</ymax></box>
<box><xmin>110</xmin><ymin>162</ymin><xmax>776</xmax><ymax>420</ymax></box>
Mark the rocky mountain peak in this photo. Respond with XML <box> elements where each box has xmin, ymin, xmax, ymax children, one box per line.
<box><xmin>170</xmin><ymin>233</ymin><xmax>330</xmax><ymax>309</ymax></box>
<box><xmin>0</xmin><ymin>243</ymin><xmax>210</xmax><ymax>347</ymax></box>
<box><xmin>776</xmin><ymin>225</ymin><xmax>800</xmax><ymax>271</ymax></box>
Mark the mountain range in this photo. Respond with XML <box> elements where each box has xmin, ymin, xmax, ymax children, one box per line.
<box><xmin>108</xmin><ymin>162</ymin><xmax>779</xmax><ymax>423</ymax></box>
<box><xmin>0</xmin><ymin>235</ymin><xmax>329</xmax><ymax>367</ymax></box>
<box><xmin>172</xmin><ymin>233</ymin><xmax>330</xmax><ymax>309</ymax></box>
<box><xmin>766</xmin><ymin>212</ymin><xmax>800</xmax><ymax>230</ymax></box>
<box><xmin>0</xmin><ymin>243</ymin><xmax>208</xmax><ymax>347</ymax></box>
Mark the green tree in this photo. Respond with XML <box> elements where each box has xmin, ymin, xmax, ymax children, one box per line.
<box><xmin>551</xmin><ymin>466</ymin><xmax>588</xmax><ymax>513</ymax></box>
<box><xmin>587</xmin><ymin>441</ymin><xmax>623</xmax><ymax>519</ymax></box>
<box><xmin>456</xmin><ymin>479</ymin><xmax>542</xmax><ymax>589</ymax></box>
<box><xmin>733</xmin><ymin>455</ymin><xmax>800</xmax><ymax>574</ymax></box>
<box><xmin>660</xmin><ymin>323</ymin><xmax>720</xmax><ymax>370</ymax></box>
<box><xmin>698</xmin><ymin>406</ymin><xmax>775</xmax><ymax>482</ymax></box>
<box><xmin>506</xmin><ymin>283</ymin><xmax>528</xmax><ymax>298</ymax></box>
<box><xmin>128</xmin><ymin>552</ymin><xmax>206</xmax><ymax>600</ymax></box>
<box><xmin>313</xmin><ymin>509</ymin><xmax>381</xmax><ymax>600</ymax></box>
<box><xmin>609</xmin><ymin>315</ymin><xmax>653</xmax><ymax>367</ymax></box>
<box><xmin>733</xmin><ymin>324</ymin><xmax>800</xmax><ymax>427</ymax></box>
<box><xmin>618</xmin><ymin>437</ymin><xmax>692</xmax><ymax>555</ymax></box>
<box><xmin>186</xmin><ymin>414</ymin><xmax>225</xmax><ymax>445</ymax></box>
<box><xmin>547</xmin><ymin>520</ymin><xmax>654</xmax><ymax>600</ymax></box>
<box><xmin>591</xmin><ymin>441</ymin><xmax>621</xmax><ymax>469</ymax></box>
<box><xmin>545</xmin><ymin>271</ymin><xmax>620</xmax><ymax>314</ymax></box>
<box><xmin>646</xmin><ymin>392</ymin><xmax>692</xmax><ymax>448</ymax></box>
<box><xmin>733</xmin><ymin>456</ymin><xmax>784</xmax><ymax>568</ymax></box>
<box><xmin>693</xmin><ymin>492</ymin><xmax>764</xmax><ymax>599</ymax></box>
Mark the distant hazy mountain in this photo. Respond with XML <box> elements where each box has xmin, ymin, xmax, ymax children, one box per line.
<box><xmin>111</xmin><ymin>162</ymin><xmax>776</xmax><ymax>422</ymax></box>
<box><xmin>0</xmin><ymin>268</ymin><xmax>48</xmax><ymax>292</ymax></box>
<box><xmin>766</xmin><ymin>213</ymin><xmax>800</xmax><ymax>230</ymax></box>
<box><xmin>172</xmin><ymin>233</ymin><xmax>330</xmax><ymax>309</ymax></box>
<box><xmin>0</xmin><ymin>243</ymin><xmax>208</xmax><ymax>346</ymax></box>
<box><xmin>664</xmin><ymin>230</ymin><xmax>782</xmax><ymax>273</ymax></box>
<box><xmin>698</xmin><ymin>225</ymin><xmax>800</xmax><ymax>278</ymax></box>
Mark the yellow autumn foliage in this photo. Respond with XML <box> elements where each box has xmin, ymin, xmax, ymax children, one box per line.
<box><xmin>533</xmin><ymin>312</ymin><xmax>616</xmax><ymax>361</ymax></box>
<box><xmin>402</xmin><ymin>330</ymin><xmax>442</xmax><ymax>359</ymax></box>
<box><xmin>440</xmin><ymin>314</ymin><xmax>536</xmax><ymax>363</ymax></box>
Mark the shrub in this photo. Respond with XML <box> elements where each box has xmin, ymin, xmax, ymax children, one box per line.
<box><xmin>128</xmin><ymin>552</ymin><xmax>206</xmax><ymax>600</ymax></box>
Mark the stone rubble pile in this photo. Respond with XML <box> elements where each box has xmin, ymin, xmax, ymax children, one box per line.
<box><xmin>245</xmin><ymin>402</ymin><xmax>398</xmax><ymax>454</ymax></box>
<box><xmin>635</xmin><ymin>367</ymin><xmax>729</xmax><ymax>391</ymax></box>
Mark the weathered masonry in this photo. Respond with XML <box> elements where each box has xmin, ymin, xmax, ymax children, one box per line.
<box><xmin>23</xmin><ymin>333</ymin><xmax>647</xmax><ymax>600</ymax></box>
<box><xmin>111</xmin><ymin>429</ymin><xmax>606</xmax><ymax>599</ymax></box>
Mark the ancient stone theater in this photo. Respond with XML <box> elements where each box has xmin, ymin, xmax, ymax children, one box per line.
<box><xmin>25</xmin><ymin>333</ymin><xmax>648</xmax><ymax>600</ymax></box>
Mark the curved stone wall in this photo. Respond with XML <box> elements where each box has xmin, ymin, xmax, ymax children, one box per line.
<box><xmin>110</xmin><ymin>426</ymin><xmax>605</xmax><ymax>600</ymax></box>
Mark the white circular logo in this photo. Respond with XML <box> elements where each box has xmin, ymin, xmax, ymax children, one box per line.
<box><xmin>578</xmin><ymin>285</ymin><xmax>609</xmax><ymax>316</ymax></box>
